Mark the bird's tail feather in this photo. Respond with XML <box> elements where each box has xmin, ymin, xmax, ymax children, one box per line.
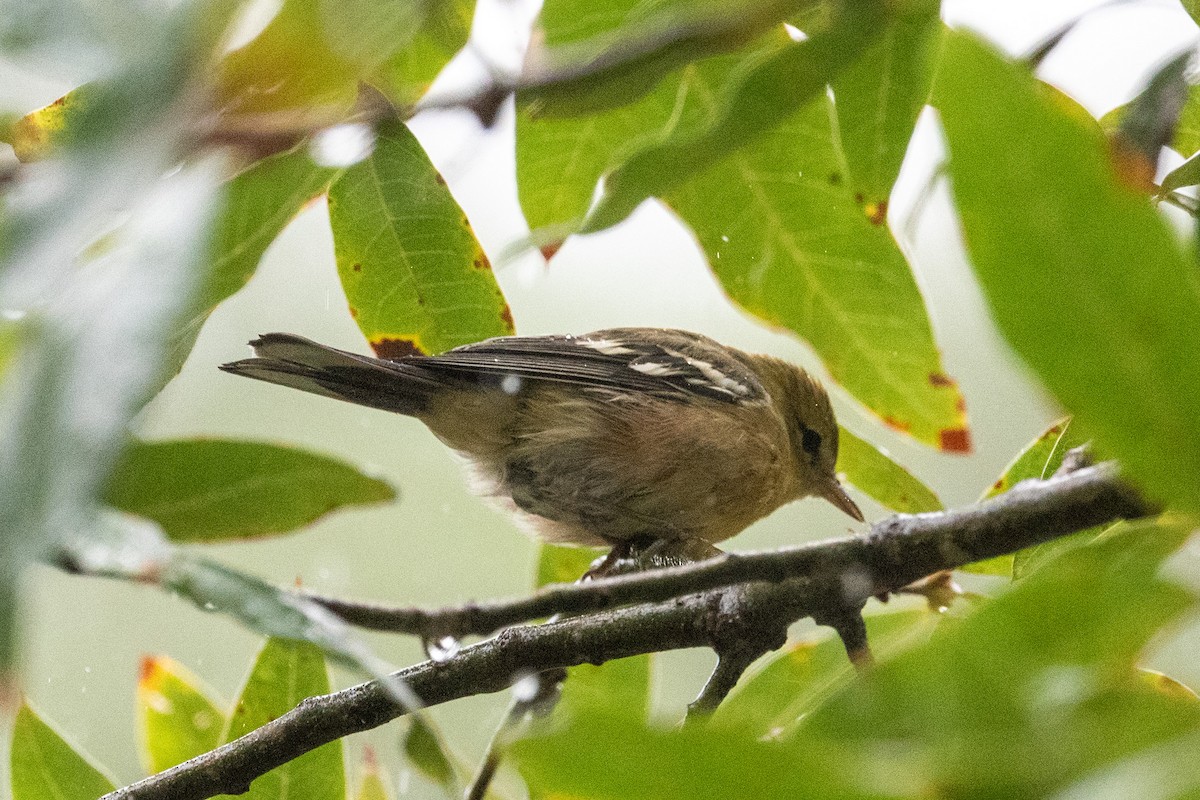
<box><xmin>220</xmin><ymin>333</ymin><xmax>440</xmax><ymax>416</ymax></box>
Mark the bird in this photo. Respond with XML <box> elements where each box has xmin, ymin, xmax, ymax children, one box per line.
<box><xmin>220</xmin><ymin>327</ymin><xmax>863</xmax><ymax>562</ymax></box>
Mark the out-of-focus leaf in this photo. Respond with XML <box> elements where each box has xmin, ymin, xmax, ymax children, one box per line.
<box><xmin>520</xmin><ymin>0</ymin><xmax>807</xmax><ymax>118</ymax></box>
<box><xmin>403</xmin><ymin>718</ymin><xmax>459</xmax><ymax>791</ymax></box>
<box><xmin>104</xmin><ymin>438</ymin><xmax>395</xmax><ymax>543</ymax></box>
<box><xmin>6</xmin><ymin>85</ymin><xmax>92</xmax><ymax>162</ymax></box>
<box><xmin>836</xmin><ymin>426</ymin><xmax>942</xmax><ymax>513</ymax></box>
<box><xmin>0</xmin><ymin>160</ymin><xmax>222</xmax><ymax>677</ymax></box>
<box><xmin>328</xmin><ymin>120</ymin><xmax>514</xmax><ymax>357</ymax></box>
<box><xmin>60</xmin><ymin>513</ymin><xmax>422</xmax><ymax>713</ymax></box>
<box><xmin>217</xmin><ymin>0</ymin><xmax>475</xmax><ymax>123</ymax></box>
<box><xmin>518</xmin><ymin>4</ymin><xmax>965</xmax><ymax>448</ymax></box>
<box><xmin>137</xmin><ymin>655</ymin><xmax>226</xmax><ymax>774</ymax></box>
<box><xmin>669</xmin><ymin>94</ymin><xmax>968</xmax><ymax>450</ymax></box>
<box><xmin>581</xmin><ymin>0</ymin><xmax>889</xmax><ymax>232</ymax></box>
<box><xmin>963</xmin><ymin>417</ymin><xmax>1089</xmax><ymax>576</ymax></box>
<box><xmin>1102</xmin><ymin>82</ymin><xmax>1200</xmax><ymax>160</ymax></box>
<box><xmin>376</xmin><ymin>0</ymin><xmax>475</xmax><ymax>107</ymax></box>
<box><xmin>0</xmin><ymin>318</ymin><xmax>22</xmax><ymax>383</ymax></box>
<box><xmin>1051</xmin><ymin>730</ymin><xmax>1200</xmax><ymax>800</ymax></box>
<box><xmin>714</xmin><ymin>609</ymin><xmax>938</xmax><ymax>736</ymax></box>
<box><xmin>535</xmin><ymin>543</ymin><xmax>601</xmax><ymax>587</ymax></box>
<box><xmin>202</xmin><ymin>149</ymin><xmax>341</xmax><ymax>310</ymax></box>
<box><xmin>534</xmin><ymin>543</ymin><xmax>652</xmax><ymax>721</ymax></box>
<box><xmin>224</xmin><ymin>637</ymin><xmax>345</xmax><ymax>800</ymax></box>
<box><xmin>795</xmin><ymin>522</ymin><xmax>1198</xmax><ymax>797</ymax></box>
<box><xmin>1116</xmin><ymin>52</ymin><xmax>1190</xmax><ymax>161</ymax></box>
<box><xmin>217</xmin><ymin>0</ymin><xmax>418</xmax><ymax>118</ymax></box>
<box><xmin>1160</xmin><ymin>149</ymin><xmax>1200</xmax><ymax>193</ymax></box>
<box><xmin>832</xmin><ymin>4</ymin><xmax>942</xmax><ymax>204</ymax></box>
<box><xmin>355</xmin><ymin>750</ymin><xmax>393</xmax><ymax>800</ymax></box>
<box><xmin>1183</xmin><ymin>0</ymin><xmax>1200</xmax><ymax>26</ymax></box>
<box><xmin>514</xmin><ymin>710</ymin><xmax>875</xmax><ymax>800</ymax></box>
<box><xmin>11</xmin><ymin>704</ymin><xmax>115</xmax><ymax>800</ymax></box>
<box><xmin>936</xmin><ymin>32</ymin><xmax>1200</xmax><ymax>513</ymax></box>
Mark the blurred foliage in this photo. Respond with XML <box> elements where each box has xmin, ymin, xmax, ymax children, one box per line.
<box><xmin>10</xmin><ymin>704</ymin><xmax>115</xmax><ymax>800</ymax></box>
<box><xmin>104</xmin><ymin>438</ymin><xmax>395</xmax><ymax>543</ymax></box>
<box><xmin>224</xmin><ymin>638</ymin><xmax>345</xmax><ymax>800</ymax></box>
<box><xmin>3</xmin><ymin>0</ymin><xmax>1200</xmax><ymax>797</ymax></box>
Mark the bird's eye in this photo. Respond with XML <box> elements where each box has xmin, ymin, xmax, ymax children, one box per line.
<box><xmin>801</xmin><ymin>427</ymin><xmax>822</xmax><ymax>458</ymax></box>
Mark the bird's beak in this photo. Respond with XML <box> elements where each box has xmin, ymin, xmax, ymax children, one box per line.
<box><xmin>818</xmin><ymin>476</ymin><xmax>864</xmax><ymax>522</ymax></box>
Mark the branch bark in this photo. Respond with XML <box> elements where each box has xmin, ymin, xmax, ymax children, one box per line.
<box><xmin>306</xmin><ymin>462</ymin><xmax>1145</xmax><ymax>639</ymax></box>
<box><xmin>101</xmin><ymin>463</ymin><xmax>1149</xmax><ymax>800</ymax></box>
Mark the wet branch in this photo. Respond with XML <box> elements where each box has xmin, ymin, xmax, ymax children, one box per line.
<box><xmin>100</xmin><ymin>462</ymin><xmax>1150</xmax><ymax>800</ymax></box>
<box><xmin>305</xmin><ymin>463</ymin><xmax>1145</xmax><ymax>639</ymax></box>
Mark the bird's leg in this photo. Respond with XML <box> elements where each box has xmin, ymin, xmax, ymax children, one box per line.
<box><xmin>587</xmin><ymin>536</ymin><xmax>724</xmax><ymax>579</ymax></box>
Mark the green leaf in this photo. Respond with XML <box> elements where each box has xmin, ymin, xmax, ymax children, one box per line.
<box><xmin>516</xmin><ymin>48</ymin><xmax>691</xmax><ymax>232</ymax></box>
<box><xmin>520</xmin><ymin>0</ymin><xmax>805</xmax><ymax>118</ymax></box>
<box><xmin>225</xmin><ymin>637</ymin><xmax>345</xmax><ymax>800</ymax></box>
<box><xmin>217</xmin><ymin>0</ymin><xmax>413</xmax><ymax>118</ymax></box>
<box><xmin>936</xmin><ymin>31</ymin><xmax>1200</xmax><ymax>513</ymax></box>
<box><xmin>534</xmin><ymin>543</ymin><xmax>652</xmax><ymax>720</ymax></box>
<box><xmin>217</xmin><ymin>0</ymin><xmax>475</xmax><ymax>119</ymax></box>
<box><xmin>1053</xmin><ymin>730</ymin><xmax>1200</xmax><ymax>800</ymax></box>
<box><xmin>6</xmin><ymin>85</ymin><xmax>94</xmax><ymax>162</ymax></box>
<box><xmin>403</xmin><ymin>718</ymin><xmax>459</xmax><ymax>791</ymax></box>
<box><xmin>668</xmin><ymin>94</ymin><xmax>968</xmax><ymax>450</ymax></box>
<box><xmin>375</xmin><ymin>0</ymin><xmax>476</xmax><ymax>106</ymax></box>
<box><xmin>714</xmin><ymin>609</ymin><xmax>938</xmax><ymax>736</ymax></box>
<box><xmin>1182</xmin><ymin>0</ymin><xmax>1200</xmax><ymax>26</ymax></box>
<box><xmin>796</xmin><ymin>522</ymin><xmax>1198</xmax><ymax>797</ymax></box>
<box><xmin>354</xmin><ymin>752</ymin><xmax>393</xmax><ymax>800</ymax></box>
<box><xmin>514</xmin><ymin>711</ymin><xmax>876</xmax><ymax>800</ymax></box>
<box><xmin>534</xmin><ymin>543</ymin><xmax>602</xmax><ymax>587</ymax></box>
<box><xmin>203</xmin><ymin>149</ymin><xmax>342</xmax><ymax>311</ymax></box>
<box><xmin>963</xmin><ymin>417</ymin><xmax>1089</xmax><ymax>576</ymax></box>
<box><xmin>832</xmin><ymin>6</ymin><xmax>942</xmax><ymax>203</ymax></box>
<box><xmin>1114</xmin><ymin>51</ymin><xmax>1190</xmax><ymax>165</ymax></box>
<box><xmin>581</xmin><ymin>0</ymin><xmax>889</xmax><ymax>232</ymax></box>
<box><xmin>1102</xmin><ymin>82</ymin><xmax>1200</xmax><ymax>161</ymax></box>
<box><xmin>1160</xmin><ymin>149</ymin><xmax>1200</xmax><ymax>193</ymax></box>
<box><xmin>63</xmin><ymin>515</ymin><xmax>419</xmax><ymax>709</ymax></box>
<box><xmin>11</xmin><ymin>704</ymin><xmax>115</xmax><ymax>800</ymax></box>
<box><xmin>103</xmin><ymin>438</ymin><xmax>395</xmax><ymax>543</ymax></box>
<box><xmin>136</xmin><ymin>655</ymin><xmax>226</xmax><ymax>774</ymax></box>
<box><xmin>328</xmin><ymin>120</ymin><xmax>514</xmax><ymax>356</ymax></box>
<box><xmin>836</xmin><ymin>426</ymin><xmax>942</xmax><ymax>513</ymax></box>
<box><xmin>0</xmin><ymin>162</ymin><xmax>222</xmax><ymax>676</ymax></box>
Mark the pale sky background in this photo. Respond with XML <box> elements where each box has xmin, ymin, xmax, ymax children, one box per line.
<box><xmin>2</xmin><ymin>0</ymin><xmax>1199</xmax><ymax>794</ymax></box>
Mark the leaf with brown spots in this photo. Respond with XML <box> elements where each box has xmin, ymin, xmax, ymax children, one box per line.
<box><xmin>961</xmin><ymin>417</ymin><xmax>1089</xmax><ymax>577</ymax></box>
<box><xmin>328</xmin><ymin>120</ymin><xmax>515</xmax><ymax>355</ymax></box>
<box><xmin>516</xmin><ymin>2</ymin><xmax>965</xmax><ymax>449</ymax></box>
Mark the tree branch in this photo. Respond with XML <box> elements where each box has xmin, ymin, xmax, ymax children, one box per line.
<box><xmin>101</xmin><ymin>462</ymin><xmax>1150</xmax><ymax>800</ymax></box>
<box><xmin>306</xmin><ymin>463</ymin><xmax>1146</xmax><ymax>639</ymax></box>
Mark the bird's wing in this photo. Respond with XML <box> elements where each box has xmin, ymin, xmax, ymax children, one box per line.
<box><xmin>404</xmin><ymin>327</ymin><xmax>768</xmax><ymax>405</ymax></box>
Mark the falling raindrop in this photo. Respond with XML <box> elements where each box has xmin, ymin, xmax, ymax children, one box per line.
<box><xmin>425</xmin><ymin>635</ymin><xmax>460</xmax><ymax>663</ymax></box>
<box><xmin>511</xmin><ymin>671</ymin><xmax>541</xmax><ymax>703</ymax></box>
<box><xmin>309</xmin><ymin>123</ymin><xmax>377</xmax><ymax>168</ymax></box>
<box><xmin>500</xmin><ymin>373</ymin><xmax>522</xmax><ymax>395</ymax></box>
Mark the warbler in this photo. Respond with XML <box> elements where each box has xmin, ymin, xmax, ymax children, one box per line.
<box><xmin>220</xmin><ymin>328</ymin><xmax>863</xmax><ymax>555</ymax></box>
